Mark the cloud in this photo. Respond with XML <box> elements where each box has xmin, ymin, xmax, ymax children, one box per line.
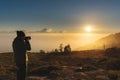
<box><xmin>40</xmin><ymin>28</ymin><xmax>53</xmax><ymax>33</ymax></box>
<box><xmin>32</xmin><ymin>28</ymin><xmax>68</xmax><ymax>33</ymax></box>
<box><xmin>59</xmin><ymin>30</ymin><xmax>67</xmax><ymax>33</ymax></box>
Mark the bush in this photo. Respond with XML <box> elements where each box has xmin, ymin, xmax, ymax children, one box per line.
<box><xmin>105</xmin><ymin>47</ymin><xmax>120</xmax><ymax>58</ymax></box>
<box><xmin>108</xmin><ymin>70</ymin><xmax>120</xmax><ymax>80</ymax></box>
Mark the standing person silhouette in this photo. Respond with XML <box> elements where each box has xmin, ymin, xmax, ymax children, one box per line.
<box><xmin>12</xmin><ymin>31</ymin><xmax>31</xmax><ymax>80</ymax></box>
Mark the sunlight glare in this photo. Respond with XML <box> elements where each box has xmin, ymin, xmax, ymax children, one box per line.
<box><xmin>85</xmin><ymin>26</ymin><xmax>92</xmax><ymax>32</ymax></box>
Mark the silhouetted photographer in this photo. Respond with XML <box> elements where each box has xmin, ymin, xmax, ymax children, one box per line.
<box><xmin>12</xmin><ymin>31</ymin><xmax>31</xmax><ymax>80</ymax></box>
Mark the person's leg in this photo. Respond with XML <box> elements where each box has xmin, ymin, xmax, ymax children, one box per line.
<box><xmin>16</xmin><ymin>63</ymin><xmax>26</xmax><ymax>80</ymax></box>
<box><xmin>16</xmin><ymin>64</ymin><xmax>22</xmax><ymax>80</ymax></box>
<box><xmin>21</xmin><ymin>63</ymin><xmax>26</xmax><ymax>80</ymax></box>
<box><xmin>16</xmin><ymin>66</ymin><xmax>21</xmax><ymax>80</ymax></box>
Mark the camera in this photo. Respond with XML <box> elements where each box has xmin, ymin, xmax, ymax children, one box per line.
<box><xmin>25</xmin><ymin>36</ymin><xmax>31</xmax><ymax>40</ymax></box>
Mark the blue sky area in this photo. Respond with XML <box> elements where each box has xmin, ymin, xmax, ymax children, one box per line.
<box><xmin>0</xmin><ymin>0</ymin><xmax>120</xmax><ymax>33</ymax></box>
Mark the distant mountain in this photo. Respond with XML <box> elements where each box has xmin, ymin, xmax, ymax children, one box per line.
<box><xmin>79</xmin><ymin>32</ymin><xmax>120</xmax><ymax>50</ymax></box>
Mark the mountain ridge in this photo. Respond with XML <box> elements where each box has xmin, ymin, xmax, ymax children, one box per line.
<box><xmin>79</xmin><ymin>32</ymin><xmax>120</xmax><ymax>50</ymax></box>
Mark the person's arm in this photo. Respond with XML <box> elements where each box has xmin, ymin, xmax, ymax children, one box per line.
<box><xmin>25</xmin><ymin>40</ymin><xmax>31</xmax><ymax>51</ymax></box>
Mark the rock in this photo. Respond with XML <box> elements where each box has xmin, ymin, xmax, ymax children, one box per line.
<box><xmin>26</xmin><ymin>76</ymin><xmax>49</xmax><ymax>80</ymax></box>
<box><xmin>96</xmin><ymin>75</ymin><xmax>110</xmax><ymax>80</ymax></box>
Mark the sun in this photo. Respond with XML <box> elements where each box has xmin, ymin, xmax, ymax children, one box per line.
<box><xmin>85</xmin><ymin>26</ymin><xmax>92</xmax><ymax>32</ymax></box>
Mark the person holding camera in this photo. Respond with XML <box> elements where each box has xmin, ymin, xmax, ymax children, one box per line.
<box><xmin>12</xmin><ymin>31</ymin><xmax>31</xmax><ymax>80</ymax></box>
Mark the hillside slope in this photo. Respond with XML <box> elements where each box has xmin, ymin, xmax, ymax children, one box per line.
<box><xmin>80</xmin><ymin>32</ymin><xmax>120</xmax><ymax>50</ymax></box>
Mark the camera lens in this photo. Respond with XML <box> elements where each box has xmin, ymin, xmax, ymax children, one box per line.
<box><xmin>25</xmin><ymin>36</ymin><xmax>31</xmax><ymax>40</ymax></box>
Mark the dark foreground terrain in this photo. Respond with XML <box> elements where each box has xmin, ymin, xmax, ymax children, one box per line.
<box><xmin>0</xmin><ymin>48</ymin><xmax>120</xmax><ymax>80</ymax></box>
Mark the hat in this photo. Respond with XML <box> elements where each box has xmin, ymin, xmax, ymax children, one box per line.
<box><xmin>16</xmin><ymin>31</ymin><xmax>25</xmax><ymax>37</ymax></box>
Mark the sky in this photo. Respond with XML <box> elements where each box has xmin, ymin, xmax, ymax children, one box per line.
<box><xmin>0</xmin><ymin>0</ymin><xmax>120</xmax><ymax>33</ymax></box>
<box><xmin>0</xmin><ymin>0</ymin><xmax>120</xmax><ymax>52</ymax></box>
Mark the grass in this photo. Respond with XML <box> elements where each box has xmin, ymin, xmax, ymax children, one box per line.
<box><xmin>0</xmin><ymin>49</ymin><xmax>119</xmax><ymax>80</ymax></box>
<box><xmin>108</xmin><ymin>70</ymin><xmax>120</xmax><ymax>80</ymax></box>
